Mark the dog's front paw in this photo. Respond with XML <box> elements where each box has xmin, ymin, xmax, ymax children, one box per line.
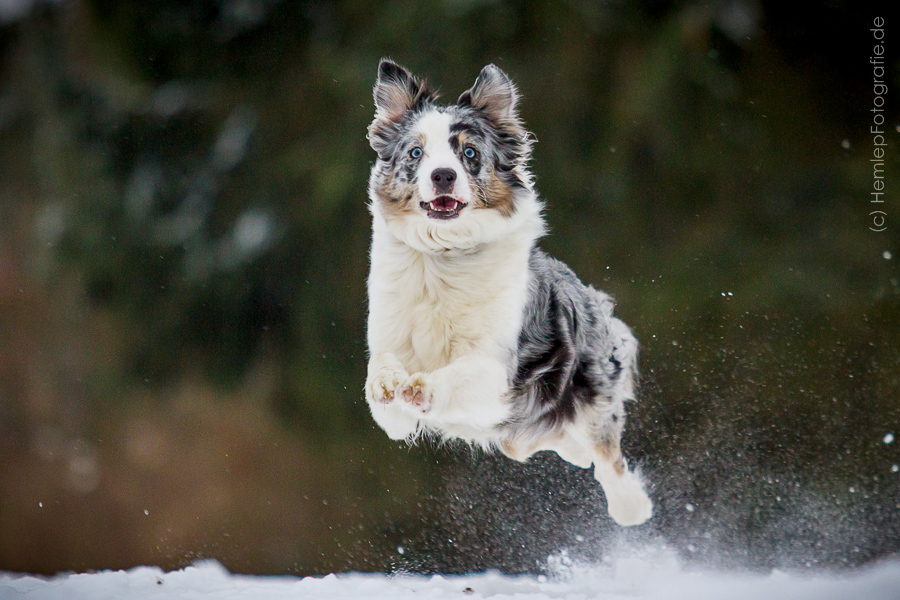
<box><xmin>399</xmin><ymin>373</ymin><xmax>435</xmax><ymax>414</ymax></box>
<box><xmin>366</xmin><ymin>368</ymin><xmax>407</xmax><ymax>405</ymax></box>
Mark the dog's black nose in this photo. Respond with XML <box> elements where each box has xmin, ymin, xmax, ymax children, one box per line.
<box><xmin>431</xmin><ymin>168</ymin><xmax>457</xmax><ymax>192</ymax></box>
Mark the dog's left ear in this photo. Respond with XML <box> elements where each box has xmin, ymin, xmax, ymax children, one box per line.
<box><xmin>458</xmin><ymin>64</ymin><xmax>520</xmax><ymax>123</ymax></box>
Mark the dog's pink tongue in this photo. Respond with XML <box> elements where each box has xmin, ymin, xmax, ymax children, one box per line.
<box><xmin>432</xmin><ymin>197</ymin><xmax>457</xmax><ymax>210</ymax></box>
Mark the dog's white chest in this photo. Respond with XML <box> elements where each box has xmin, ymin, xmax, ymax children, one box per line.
<box><xmin>368</xmin><ymin>237</ymin><xmax>529</xmax><ymax>374</ymax></box>
<box><xmin>392</xmin><ymin>264</ymin><xmax>489</xmax><ymax>370</ymax></box>
<box><xmin>406</xmin><ymin>289</ymin><xmax>454</xmax><ymax>370</ymax></box>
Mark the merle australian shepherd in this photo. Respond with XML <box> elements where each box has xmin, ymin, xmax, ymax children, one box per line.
<box><xmin>363</xmin><ymin>60</ymin><xmax>652</xmax><ymax>526</ymax></box>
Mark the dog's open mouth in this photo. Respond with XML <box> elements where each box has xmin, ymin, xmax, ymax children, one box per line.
<box><xmin>420</xmin><ymin>195</ymin><xmax>466</xmax><ymax>220</ymax></box>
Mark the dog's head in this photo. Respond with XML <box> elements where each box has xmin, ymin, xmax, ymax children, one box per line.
<box><xmin>367</xmin><ymin>60</ymin><xmax>541</xmax><ymax>252</ymax></box>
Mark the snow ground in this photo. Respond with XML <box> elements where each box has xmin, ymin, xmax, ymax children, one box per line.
<box><xmin>3</xmin><ymin>553</ymin><xmax>900</xmax><ymax>600</ymax></box>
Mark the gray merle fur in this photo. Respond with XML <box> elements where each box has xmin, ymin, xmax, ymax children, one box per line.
<box><xmin>507</xmin><ymin>249</ymin><xmax>636</xmax><ymax>440</ymax></box>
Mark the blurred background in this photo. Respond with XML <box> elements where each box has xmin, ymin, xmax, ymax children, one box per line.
<box><xmin>0</xmin><ymin>0</ymin><xmax>898</xmax><ymax>577</ymax></box>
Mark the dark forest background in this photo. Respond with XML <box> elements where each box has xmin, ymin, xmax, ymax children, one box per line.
<box><xmin>0</xmin><ymin>0</ymin><xmax>898</xmax><ymax>577</ymax></box>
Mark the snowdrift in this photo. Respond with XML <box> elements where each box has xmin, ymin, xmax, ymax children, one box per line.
<box><xmin>4</xmin><ymin>554</ymin><xmax>900</xmax><ymax>600</ymax></box>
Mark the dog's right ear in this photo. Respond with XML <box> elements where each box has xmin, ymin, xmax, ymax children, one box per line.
<box><xmin>373</xmin><ymin>60</ymin><xmax>429</xmax><ymax>122</ymax></box>
<box><xmin>368</xmin><ymin>59</ymin><xmax>432</xmax><ymax>155</ymax></box>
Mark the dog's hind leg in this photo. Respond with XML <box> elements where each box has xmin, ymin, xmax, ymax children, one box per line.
<box><xmin>524</xmin><ymin>424</ymin><xmax>652</xmax><ymax>525</ymax></box>
<box><xmin>501</xmin><ymin>409</ymin><xmax>652</xmax><ymax>526</ymax></box>
<box><xmin>593</xmin><ymin>444</ymin><xmax>652</xmax><ymax>526</ymax></box>
<box><xmin>501</xmin><ymin>430</ymin><xmax>593</xmax><ymax>467</ymax></box>
<box><xmin>585</xmin><ymin>402</ymin><xmax>653</xmax><ymax>526</ymax></box>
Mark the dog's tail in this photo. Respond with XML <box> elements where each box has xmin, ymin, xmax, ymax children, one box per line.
<box><xmin>592</xmin><ymin>287</ymin><xmax>639</xmax><ymax>403</ymax></box>
<box><xmin>609</xmin><ymin>316</ymin><xmax>639</xmax><ymax>402</ymax></box>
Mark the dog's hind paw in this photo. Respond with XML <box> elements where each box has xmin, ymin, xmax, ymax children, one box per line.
<box><xmin>603</xmin><ymin>472</ymin><xmax>653</xmax><ymax>526</ymax></box>
<box><xmin>399</xmin><ymin>373</ymin><xmax>434</xmax><ymax>414</ymax></box>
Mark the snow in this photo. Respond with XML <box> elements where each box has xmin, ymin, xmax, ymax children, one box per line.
<box><xmin>3</xmin><ymin>554</ymin><xmax>900</xmax><ymax>600</ymax></box>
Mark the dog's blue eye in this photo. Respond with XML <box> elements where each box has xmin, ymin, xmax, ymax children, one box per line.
<box><xmin>464</xmin><ymin>147</ymin><xmax>476</xmax><ymax>159</ymax></box>
<box><xmin>410</xmin><ymin>147</ymin><xmax>423</xmax><ymax>159</ymax></box>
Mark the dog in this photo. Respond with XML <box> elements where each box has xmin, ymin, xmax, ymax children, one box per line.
<box><xmin>363</xmin><ymin>59</ymin><xmax>652</xmax><ymax>526</ymax></box>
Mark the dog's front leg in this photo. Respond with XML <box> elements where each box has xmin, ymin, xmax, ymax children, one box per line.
<box><xmin>399</xmin><ymin>355</ymin><xmax>510</xmax><ymax>430</ymax></box>
<box><xmin>365</xmin><ymin>352</ymin><xmax>419</xmax><ymax>440</ymax></box>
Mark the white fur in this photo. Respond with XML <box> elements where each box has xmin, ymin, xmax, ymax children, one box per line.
<box><xmin>415</xmin><ymin>112</ymin><xmax>472</xmax><ymax>205</ymax></box>
<box><xmin>595</xmin><ymin>460</ymin><xmax>654</xmax><ymax>526</ymax></box>
<box><xmin>366</xmin><ymin>181</ymin><xmax>544</xmax><ymax>445</ymax></box>
<box><xmin>365</xmin><ymin>106</ymin><xmax>544</xmax><ymax>444</ymax></box>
